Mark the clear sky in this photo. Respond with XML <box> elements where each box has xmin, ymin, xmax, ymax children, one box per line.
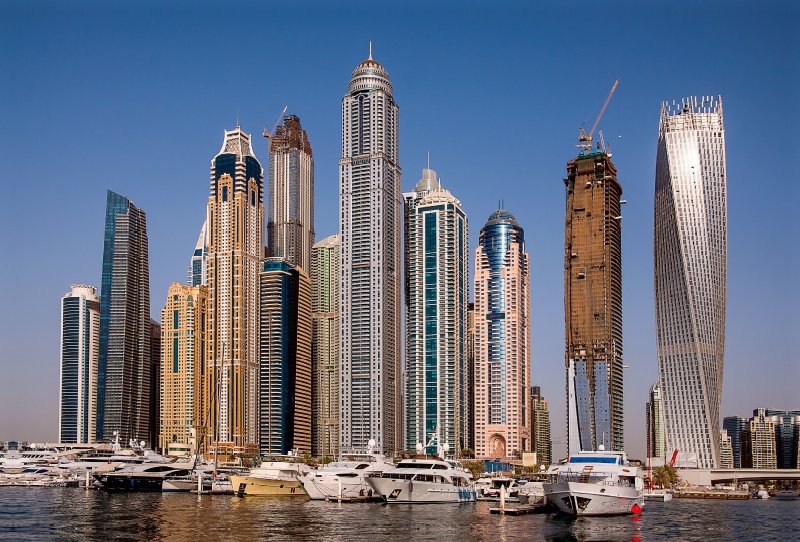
<box><xmin>1</xmin><ymin>1</ymin><xmax>797</xmax><ymax>459</ymax></box>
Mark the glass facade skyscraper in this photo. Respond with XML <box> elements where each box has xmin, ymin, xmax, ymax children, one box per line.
<box><xmin>97</xmin><ymin>190</ymin><xmax>151</xmax><ymax>445</ymax></box>
<box><xmin>403</xmin><ymin>169</ymin><xmax>469</xmax><ymax>455</ymax></box>
<box><xmin>654</xmin><ymin>96</ymin><xmax>727</xmax><ymax>469</ymax></box>
<box><xmin>259</xmin><ymin>260</ymin><xmax>312</xmax><ymax>455</ymax></box>
<box><xmin>339</xmin><ymin>49</ymin><xmax>402</xmax><ymax>455</ymax></box>
<box><xmin>267</xmin><ymin>115</ymin><xmax>315</xmax><ymax>272</ymax></box>
<box><xmin>473</xmin><ymin>209</ymin><xmax>530</xmax><ymax>459</ymax></box>
<box><xmin>646</xmin><ymin>379</ymin><xmax>666</xmax><ymax>459</ymax></box>
<box><xmin>59</xmin><ymin>284</ymin><xmax>100</xmax><ymax>444</ymax></box>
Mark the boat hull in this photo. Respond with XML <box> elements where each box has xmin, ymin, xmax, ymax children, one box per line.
<box><xmin>366</xmin><ymin>477</ymin><xmax>477</xmax><ymax>504</ymax></box>
<box><xmin>228</xmin><ymin>475</ymin><xmax>306</xmax><ymax>497</ymax></box>
<box><xmin>94</xmin><ymin>475</ymin><xmax>165</xmax><ymax>492</ymax></box>
<box><xmin>300</xmin><ymin>477</ymin><xmax>376</xmax><ymax>500</ymax></box>
<box><xmin>544</xmin><ymin>482</ymin><xmax>644</xmax><ymax>516</ymax></box>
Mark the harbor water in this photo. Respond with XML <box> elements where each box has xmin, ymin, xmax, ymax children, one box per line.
<box><xmin>0</xmin><ymin>487</ymin><xmax>797</xmax><ymax>541</ymax></box>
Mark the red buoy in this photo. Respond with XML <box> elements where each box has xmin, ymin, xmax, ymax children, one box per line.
<box><xmin>631</xmin><ymin>503</ymin><xmax>642</xmax><ymax>515</ymax></box>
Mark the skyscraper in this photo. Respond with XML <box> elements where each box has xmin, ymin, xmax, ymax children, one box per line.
<box><xmin>259</xmin><ymin>260</ymin><xmax>312</xmax><ymax>455</ymax></box>
<box><xmin>763</xmin><ymin>409</ymin><xmax>800</xmax><ymax>469</ymax></box>
<box><xmin>564</xmin><ymin>147</ymin><xmax>624</xmax><ymax>454</ymax></box>
<box><xmin>646</xmin><ymin>380</ymin><xmax>666</xmax><ymax>460</ymax></box>
<box><xmin>530</xmin><ymin>386</ymin><xmax>552</xmax><ymax>465</ymax></box>
<box><xmin>740</xmin><ymin>408</ymin><xmax>777</xmax><ymax>469</ymax></box>
<box><xmin>267</xmin><ymin>114</ymin><xmax>315</xmax><ymax>271</ymax></box>
<box><xmin>473</xmin><ymin>209</ymin><xmax>530</xmax><ymax>459</ymax></box>
<box><xmin>189</xmin><ymin>221</ymin><xmax>208</xmax><ymax>287</ymax></box>
<box><xmin>59</xmin><ymin>284</ymin><xmax>100</xmax><ymax>444</ymax></box>
<box><xmin>311</xmin><ymin>234</ymin><xmax>340</xmax><ymax>458</ymax></box>
<box><xmin>403</xmin><ymin>169</ymin><xmax>469</xmax><ymax>455</ymax></box>
<box><xmin>97</xmin><ymin>190</ymin><xmax>151</xmax><ymax>445</ymax></box>
<box><xmin>655</xmin><ymin>96</ymin><xmax>727</xmax><ymax>469</ymax></box>
<box><xmin>205</xmin><ymin>126</ymin><xmax>264</xmax><ymax>456</ymax></box>
<box><xmin>719</xmin><ymin>429</ymin><xmax>734</xmax><ymax>469</ymax></box>
<box><xmin>159</xmin><ymin>283</ymin><xmax>207</xmax><ymax>455</ymax></box>
<box><xmin>465</xmin><ymin>302</ymin><xmax>476</xmax><ymax>452</ymax></box>
<box><xmin>339</xmin><ymin>48</ymin><xmax>402</xmax><ymax>455</ymax></box>
<box><xmin>723</xmin><ymin>415</ymin><xmax>747</xmax><ymax>469</ymax></box>
<box><xmin>149</xmin><ymin>318</ymin><xmax>161</xmax><ymax>451</ymax></box>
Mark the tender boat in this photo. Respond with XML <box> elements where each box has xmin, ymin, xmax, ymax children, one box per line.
<box><xmin>543</xmin><ymin>449</ymin><xmax>645</xmax><ymax>516</ymax></box>
<box><xmin>228</xmin><ymin>454</ymin><xmax>311</xmax><ymax>497</ymax></box>
<box><xmin>367</xmin><ymin>458</ymin><xmax>477</xmax><ymax>503</ymax></box>
<box><xmin>300</xmin><ymin>454</ymin><xmax>392</xmax><ymax>500</ymax></box>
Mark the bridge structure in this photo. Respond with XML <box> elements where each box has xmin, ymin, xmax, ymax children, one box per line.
<box><xmin>678</xmin><ymin>468</ymin><xmax>800</xmax><ymax>486</ymax></box>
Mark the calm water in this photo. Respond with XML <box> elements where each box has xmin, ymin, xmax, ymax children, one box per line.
<box><xmin>1</xmin><ymin>488</ymin><xmax>797</xmax><ymax>541</ymax></box>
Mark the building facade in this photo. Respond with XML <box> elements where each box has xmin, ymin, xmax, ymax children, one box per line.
<box><xmin>204</xmin><ymin>126</ymin><xmax>264</xmax><ymax>455</ymax></box>
<box><xmin>764</xmin><ymin>409</ymin><xmax>800</xmax><ymax>469</ymax></box>
<box><xmin>97</xmin><ymin>190</ymin><xmax>151</xmax><ymax>445</ymax></box>
<box><xmin>149</xmin><ymin>319</ymin><xmax>161</xmax><ymax>450</ymax></box>
<box><xmin>530</xmin><ymin>386</ymin><xmax>552</xmax><ymax>465</ymax></box>
<box><xmin>564</xmin><ymin>148</ymin><xmax>624</xmax><ymax>454</ymax></box>
<box><xmin>59</xmin><ymin>285</ymin><xmax>100</xmax><ymax>444</ymax></box>
<box><xmin>473</xmin><ymin>209</ymin><xmax>530</xmax><ymax>459</ymax></box>
<box><xmin>654</xmin><ymin>96</ymin><xmax>727</xmax><ymax>469</ymax></box>
<box><xmin>646</xmin><ymin>379</ymin><xmax>666</xmax><ymax>460</ymax></box>
<box><xmin>339</xmin><ymin>49</ymin><xmax>402</xmax><ymax>455</ymax></box>
<box><xmin>723</xmin><ymin>416</ymin><xmax>747</xmax><ymax>469</ymax></box>
<box><xmin>259</xmin><ymin>260</ymin><xmax>312</xmax><ymax>455</ymax></box>
<box><xmin>465</xmin><ymin>303</ymin><xmax>476</xmax><ymax>453</ymax></box>
<box><xmin>159</xmin><ymin>283</ymin><xmax>207</xmax><ymax>455</ymax></box>
<box><xmin>189</xmin><ymin>221</ymin><xmax>208</xmax><ymax>287</ymax></box>
<box><xmin>267</xmin><ymin>114</ymin><xmax>315</xmax><ymax>272</ymax></box>
<box><xmin>719</xmin><ymin>429</ymin><xmax>734</xmax><ymax>469</ymax></box>
<box><xmin>311</xmin><ymin>235</ymin><xmax>340</xmax><ymax>458</ymax></box>
<box><xmin>740</xmin><ymin>408</ymin><xmax>777</xmax><ymax>469</ymax></box>
<box><xmin>403</xmin><ymin>169</ymin><xmax>469</xmax><ymax>455</ymax></box>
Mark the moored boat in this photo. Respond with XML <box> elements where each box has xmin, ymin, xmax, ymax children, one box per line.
<box><xmin>366</xmin><ymin>458</ymin><xmax>477</xmax><ymax>503</ymax></box>
<box><xmin>228</xmin><ymin>455</ymin><xmax>311</xmax><ymax>497</ymax></box>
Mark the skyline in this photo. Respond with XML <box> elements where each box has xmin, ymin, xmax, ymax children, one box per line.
<box><xmin>1</xmin><ymin>2</ymin><xmax>797</xmax><ymax>461</ymax></box>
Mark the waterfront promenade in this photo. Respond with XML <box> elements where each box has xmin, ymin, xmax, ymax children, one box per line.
<box><xmin>677</xmin><ymin>468</ymin><xmax>800</xmax><ymax>486</ymax></box>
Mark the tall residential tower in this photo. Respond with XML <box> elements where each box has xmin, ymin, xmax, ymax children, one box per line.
<box><xmin>564</xmin><ymin>148</ymin><xmax>623</xmax><ymax>454</ymax></box>
<box><xmin>59</xmin><ymin>285</ymin><xmax>100</xmax><ymax>444</ymax></box>
<box><xmin>339</xmin><ymin>49</ymin><xmax>402</xmax><ymax>454</ymax></box>
<box><xmin>474</xmin><ymin>209</ymin><xmax>530</xmax><ymax>459</ymax></box>
<box><xmin>97</xmin><ymin>190</ymin><xmax>151</xmax><ymax>445</ymax></box>
<box><xmin>654</xmin><ymin>96</ymin><xmax>727</xmax><ymax>468</ymax></box>
<box><xmin>267</xmin><ymin>114</ymin><xmax>315</xmax><ymax>271</ymax></box>
<box><xmin>403</xmin><ymin>169</ymin><xmax>469</xmax><ymax>455</ymax></box>
<box><xmin>204</xmin><ymin>126</ymin><xmax>264</xmax><ymax>455</ymax></box>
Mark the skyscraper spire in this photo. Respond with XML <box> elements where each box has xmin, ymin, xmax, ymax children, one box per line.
<box><xmin>369</xmin><ymin>40</ymin><xmax>373</xmax><ymax>60</ymax></box>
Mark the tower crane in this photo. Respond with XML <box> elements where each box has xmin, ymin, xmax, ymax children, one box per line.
<box><xmin>576</xmin><ymin>79</ymin><xmax>619</xmax><ymax>151</ymax></box>
<box><xmin>262</xmin><ymin>106</ymin><xmax>288</xmax><ymax>152</ymax></box>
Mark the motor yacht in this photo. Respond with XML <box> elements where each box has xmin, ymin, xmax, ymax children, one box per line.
<box><xmin>543</xmin><ymin>449</ymin><xmax>645</xmax><ymax>516</ymax></box>
<box><xmin>300</xmin><ymin>443</ymin><xmax>392</xmax><ymax>500</ymax></box>
<box><xmin>367</xmin><ymin>458</ymin><xmax>476</xmax><ymax>503</ymax></box>
<box><xmin>93</xmin><ymin>463</ymin><xmax>193</xmax><ymax>492</ymax></box>
<box><xmin>228</xmin><ymin>453</ymin><xmax>311</xmax><ymax>497</ymax></box>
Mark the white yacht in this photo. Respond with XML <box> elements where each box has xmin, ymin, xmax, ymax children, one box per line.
<box><xmin>300</xmin><ymin>442</ymin><xmax>392</xmax><ymax>500</ymax></box>
<box><xmin>543</xmin><ymin>449</ymin><xmax>645</xmax><ymax>516</ymax></box>
<box><xmin>367</xmin><ymin>458</ymin><xmax>476</xmax><ymax>503</ymax></box>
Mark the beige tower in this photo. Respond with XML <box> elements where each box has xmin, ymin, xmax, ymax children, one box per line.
<box><xmin>205</xmin><ymin>126</ymin><xmax>264</xmax><ymax>456</ymax></box>
<box><xmin>159</xmin><ymin>283</ymin><xmax>207</xmax><ymax>455</ymax></box>
<box><xmin>473</xmin><ymin>209</ymin><xmax>531</xmax><ymax>459</ymax></box>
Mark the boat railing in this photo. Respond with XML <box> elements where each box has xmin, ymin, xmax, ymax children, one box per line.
<box><xmin>556</xmin><ymin>471</ymin><xmax>632</xmax><ymax>486</ymax></box>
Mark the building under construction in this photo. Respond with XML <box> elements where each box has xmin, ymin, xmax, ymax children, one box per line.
<box><xmin>564</xmin><ymin>146</ymin><xmax>623</xmax><ymax>454</ymax></box>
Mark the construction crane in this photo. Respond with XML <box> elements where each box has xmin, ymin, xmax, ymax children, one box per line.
<box><xmin>262</xmin><ymin>106</ymin><xmax>288</xmax><ymax>152</ymax></box>
<box><xmin>576</xmin><ymin>79</ymin><xmax>620</xmax><ymax>151</ymax></box>
<box><xmin>669</xmin><ymin>449</ymin><xmax>679</xmax><ymax>468</ymax></box>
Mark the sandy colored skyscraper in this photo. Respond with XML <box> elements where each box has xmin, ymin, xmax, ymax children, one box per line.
<box><xmin>564</xmin><ymin>147</ymin><xmax>623</xmax><ymax>454</ymax></box>
<box><xmin>474</xmin><ymin>209</ymin><xmax>530</xmax><ymax>459</ymax></box>
<box><xmin>403</xmin><ymin>169</ymin><xmax>469</xmax><ymax>454</ymax></box>
<box><xmin>159</xmin><ymin>283</ymin><xmax>207</xmax><ymax>455</ymax></box>
<box><xmin>204</xmin><ymin>126</ymin><xmax>264</xmax><ymax>455</ymax></box>
<box><xmin>97</xmin><ymin>190</ymin><xmax>151</xmax><ymax>445</ymax></box>
<box><xmin>259</xmin><ymin>260</ymin><xmax>312</xmax><ymax>455</ymax></box>
<box><xmin>311</xmin><ymin>234</ymin><xmax>340</xmax><ymax>458</ymax></box>
<box><xmin>339</xmin><ymin>47</ymin><xmax>402</xmax><ymax>454</ymax></box>
<box><xmin>59</xmin><ymin>284</ymin><xmax>100</xmax><ymax>444</ymax></box>
<box><xmin>655</xmin><ymin>96</ymin><xmax>727</xmax><ymax>468</ymax></box>
<box><xmin>267</xmin><ymin>114</ymin><xmax>314</xmax><ymax>271</ymax></box>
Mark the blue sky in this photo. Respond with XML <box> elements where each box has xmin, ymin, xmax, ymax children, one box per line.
<box><xmin>1</xmin><ymin>1</ymin><xmax>797</xmax><ymax>458</ymax></box>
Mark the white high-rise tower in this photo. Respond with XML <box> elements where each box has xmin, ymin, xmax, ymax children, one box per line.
<box><xmin>654</xmin><ymin>96</ymin><xmax>727</xmax><ymax>469</ymax></box>
<box><xmin>339</xmin><ymin>46</ymin><xmax>402</xmax><ymax>454</ymax></box>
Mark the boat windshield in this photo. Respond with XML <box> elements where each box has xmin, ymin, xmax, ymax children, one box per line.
<box><xmin>568</xmin><ymin>456</ymin><xmax>619</xmax><ymax>464</ymax></box>
<box><xmin>396</xmin><ymin>462</ymin><xmax>435</xmax><ymax>469</ymax></box>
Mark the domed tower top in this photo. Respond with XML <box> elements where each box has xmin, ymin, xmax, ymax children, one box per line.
<box><xmin>348</xmin><ymin>42</ymin><xmax>393</xmax><ymax>96</ymax></box>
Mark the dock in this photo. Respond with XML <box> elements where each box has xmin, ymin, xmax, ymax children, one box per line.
<box><xmin>674</xmin><ymin>490</ymin><xmax>748</xmax><ymax>500</ymax></box>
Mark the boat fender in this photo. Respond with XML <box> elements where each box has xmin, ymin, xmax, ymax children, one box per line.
<box><xmin>631</xmin><ymin>503</ymin><xmax>642</xmax><ymax>515</ymax></box>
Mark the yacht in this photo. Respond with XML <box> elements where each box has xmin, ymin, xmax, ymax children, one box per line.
<box><xmin>367</xmin><ymin>458</ymin><xmax>476</xmax><ymax>503</ymax></box>
<box><xmin>93</xmin><ymin>463</ymin><xmax>193</xmax><ymax>492</ymax></box>
<box><xmin>543</xmin><ymin>449</ymin><xmax>645</xmax><ymax>516</ymax></box>
<box><xmin>300</xmin><ymin>442</ymin><xmax>392</xmax><ymax>500</ymax></box>
<box><xmin>228</xmin><ymin>453</ymin><xmax>311</xmax><ymax>497</ymax></box>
